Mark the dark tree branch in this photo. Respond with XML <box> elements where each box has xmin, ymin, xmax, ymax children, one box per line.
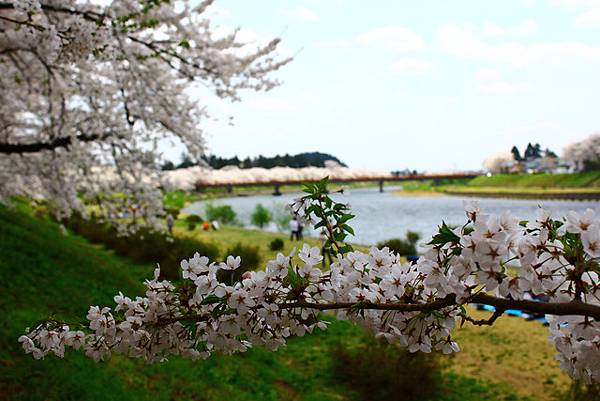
<box><xmin>0</xmin><ymin>132</ymin><xmax>112</xmax><ymax>154</ymax></box>
<box><xmin>150</xmin><ymin>293</ymin><xmax>600</xmax><ymax>328</ymax></box>
<box><xmin>461</xmin><ymin>307</ymin><xmax>505</xmax><ymax>326</ymax></box>
<box><xmin>283</xmin><ymin>294</ymin><xmax>600</xmax><ymax>320</ymax></box>
<box><xmin>0</xmin><ymin>2</ymin><xmax>104</xmax><ymax>23</ymax></box>
<box><xmin>127</xmin><ymin>36</ymin><xmax>216</xmax><ymax>77</ymax></box>
<box><xmin>0</xmin><ymin>136</ymin><xmax>71</xmax><ymax>154</ymax></box>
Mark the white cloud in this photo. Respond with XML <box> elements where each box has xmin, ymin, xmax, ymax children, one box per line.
<box><xmin>381</xmin><ymin>90</ymin><xmax>415</xmax><ymax>104</ymax></box>
<box><xmin>387</xmin><ymin>58</ymin><xmax>433</xmax><ymax>74</ymax></box>
<box><xmin>475</xmin><ymin>68</ymin><xmax>502</xmax><ymax>81</ymax></box>
<box><xmin>511</xmin><ymin>20</ymin><xmax>538</xmax><ymax>34</ymax></box>
<box><xmin>478</xmin><ymin>81</ymin><xmax>530</xmax><ymax>94</ymax></box>
<box><xmin>443</xmin><ymin>95</ymin><xmax>460</xmax><ymax>105</ymax></box>
<box><xmin>282</xmin><ymin>6</ymin><xmax>319</xmax><ymax>22</ymax></box>
<box><xmin>357</xmin><ymin>25</ymin><xmax>425</xmax><ymax>51</ymax></box>
<box><xmin>551</xmin><ymin>0</ymin><xmax>598</xmax><ymax>9</ymax></box>
<box><xmin>474</xmin><ymin>69</ymin><xmax>530</xmax><ymax>94</ymax></box>
<box><xmin>482</xmin><ymin>20</ymin><xmax>537</xmax><ymax>36</ymax></box>
<box><xmin>550</xmin><ymin>0</ymin><xmax>600</xmax><ymax>27</ymax></box>
<box><xmin>575</xmin><ymin>7</ymin><xmax>600</xmax><ymax>26</ymax></box>
<box><xmin>438</xmin><ymin>24</ymin><xmax>600</xmax><ymax>65</ymax></box>
<box><xmin>482</xmin><ymin>22</ymin><xmax>506</xmax><ymax>36</ymax></box>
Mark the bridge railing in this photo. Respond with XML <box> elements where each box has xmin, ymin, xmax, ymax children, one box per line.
<box><xmin>193</xmin><ymin>173</ymin><xmax>481</xmax><ymax>193</ymax></box>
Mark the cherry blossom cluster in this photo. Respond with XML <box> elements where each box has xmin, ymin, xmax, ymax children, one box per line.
<box><xmin>0</xmin><ymin>0</ymin><xmax>290</xmax><ymax>230</ymax></box>
<box><xmin>19</xmin><ymin>200</ymin><xmax>600</xmax><ymax>382</ymax></box>
<box><xmin>563</xmin><ymin>132</ymin><xmax>600</xmax><ymax>172</ymax></box>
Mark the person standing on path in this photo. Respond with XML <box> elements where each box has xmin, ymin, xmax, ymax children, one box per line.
<box><xmin>289</xmin><ymin>217</ymin><xmax>299</xmax><ymax>241</ymax></box>
<box><xmin>297</xmin><ymin>220</ymin><xmax>304</xmax><ymax>240</ymax></box>
<box><xmin>166</xmin><ymin>214</ymin><xmax>174</xmax><ymax>235</ymax></box>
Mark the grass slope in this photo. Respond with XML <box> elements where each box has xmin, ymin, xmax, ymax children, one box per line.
<box><xmin>466</xmin><ymin>172</ymin><xmax>600</xmax><ymax>188</ymax></box>
<box><xmin>0</xmin><ymin>205</ymin><xmax>567</xmax><ymax>401</ymax></box>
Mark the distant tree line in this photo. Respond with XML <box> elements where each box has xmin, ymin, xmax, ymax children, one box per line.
<box><xmin>162</xmin><ymin>152</ymin><xmax>347</xmax><ymax>170</ymax></box>
<box><xmin>510</xmin><ymin>143</ymin><xmax>558</xmax><ymax>162</ymax></box>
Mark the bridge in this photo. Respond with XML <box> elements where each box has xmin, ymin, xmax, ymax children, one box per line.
<box><xmin>194</xmin><ymin>173</ymin><xmax>481</xmax><ymax>196</ymax></box>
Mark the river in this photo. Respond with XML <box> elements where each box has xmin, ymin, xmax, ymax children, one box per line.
<box><xmin>183</xmin><ymin>187</ymin><xmax>599</xmax><ymax>246</ymax></box>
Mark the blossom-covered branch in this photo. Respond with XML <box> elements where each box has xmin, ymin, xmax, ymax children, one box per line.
<box><xmin>19</xmin><ymin>182</ymin><xmax>600</xmax><ymax>383</ymax></box>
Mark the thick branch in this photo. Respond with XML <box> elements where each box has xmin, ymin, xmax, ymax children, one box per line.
<box><xmin>284</xmin><ymin>294</ymin><xmax>600</xmax><ymax>320</ymax></box>
<box><xmin>0</xmin><ymin>136</ymin><xmax>72</xmax><ymax>154</ymax></box>
<box><xmin>0</xmin><ymin>3</ymin><xmax>103</xmax><ymax>22</ymax></box>
<box><xmin>461</xmin><ymin>307</ymin><xmax>505</xmax><ymax>326</ymax></box>
<box><xmin>0</xmin><ymin>132</ymin><xmax>112</xmax><ymax>154</ymax></box>
<box><xmin>152</xmin><ymin>294</ymin><xmax>600</xmax><ymax>328</ymax></box>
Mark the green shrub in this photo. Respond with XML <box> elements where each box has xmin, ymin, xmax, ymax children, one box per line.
<box><xmin>185</xmin><ymin>214</ymin><xmax>202</xmax><ymax>231</ymax></box>
<box><xmin>406</xmin><ymin>230</ymin><xmax>421</xmax><ymax>246</ymax></box>
<box><xmin>251</xmin><ymin>203</ymin><xmax>272</xmax><ymax>228</ymax></box>
<box><xmin>377</xmin><ymin>238</ymin><xmax>416</xmax><ymax>256</ymax></box>
<box><xmin>377</xmin><ymin>231</ymin><xmax>421</xmax><ymax>256</ymax></box>
<box><xmin>332</xmin><ymin>338</ymin><xmax>444</xmax><ymax>401</ymax></box>
<box><xmin>269</xmin><ymin>238</ymin><xmax>284</xmax><ymax>251</ymax></box>
<box><xmin>217</xmin><ymin>243</ymin><xmax>260</xmax><ymax>285</ymax></box>
<box><xmin>63</xmin><ymin>215</ymin><xmax>219</xmax><ymax>280</ymax></box>
<box><xmin>205</xmin><ymin>203</ymin><xmax>237</xmax><ymax>225</ymax></box>
<box><xmin>165</xmin><ymin>207</ymin><xmax>181</xmax><ymax>219</ymax></box>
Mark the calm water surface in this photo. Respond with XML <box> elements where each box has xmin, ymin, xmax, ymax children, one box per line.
<box><xmin>184</xmin><ymin>187</ymin><xmax>599</xmax><ymax>246</ymax></box>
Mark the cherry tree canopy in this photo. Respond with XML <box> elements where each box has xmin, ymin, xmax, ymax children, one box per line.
<box><xmin>563</xmin><ymin>133</ymin><xmax>600</xmax><ymax>172</ymax></box>
<box><xmin>0</xmin><ymin>0</ymin><xmax>289</xmax><ymax>227</ymax></box>
<box><xmin>482</xmin><ymin>150</ymin><xmax>515</xmax><ymax>174</ymax></box>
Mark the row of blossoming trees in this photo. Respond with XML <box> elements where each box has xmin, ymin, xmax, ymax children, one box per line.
<box><xmin>2</xmin><ymin>0</ymin><xmax>600</xmax><ymax>386</ymax></box>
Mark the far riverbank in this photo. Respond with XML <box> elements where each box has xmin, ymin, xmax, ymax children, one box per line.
<box><xmin>397</xmin><ymin>171</ymin><xmax>600</xmax><ymax>201</ymax></box>
<box><xmin>439</xmin><ymin>187</ymin><xmax>600</xmax><ymax>201</ymax></box>
<box><xmin>165</xmin><ymin>172</ymin><xmax>600</xmax><ymax>211</ymax></box>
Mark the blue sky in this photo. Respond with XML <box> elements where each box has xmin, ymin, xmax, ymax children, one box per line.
<box><xmin>173</xmin><ymin>0</ymin><xmax>600</xmax><ymax>172</ymax></box>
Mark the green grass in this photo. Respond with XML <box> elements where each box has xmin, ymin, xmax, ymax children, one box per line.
<box><xmin>172</xmin><ymin>220</ymin><xmax>371</xmax><ymax>263</ymax></box>
<box><xmin>0</xmin><ymin>205</ymin><xmax>568</xmax><ymax>401</ymax></box>
<box><xmin>465</xmin><ymin>172</ymin><xmax>600</xmax><ymax>188</ymax></box>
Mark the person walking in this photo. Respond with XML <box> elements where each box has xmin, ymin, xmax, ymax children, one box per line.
<box><xmin>319</xmin><ymin>228</ymin><xmax>333</xmax><ymax>266</ymax></box>
<box><xmin>289</xmin><ymin>217</ymin><xmax>299</xmax><ymax>241</ymax></box>
<box><xmin>166</xmin><ymin>214</ymin><xmax>174</xmax><ymax>235</ymax></box>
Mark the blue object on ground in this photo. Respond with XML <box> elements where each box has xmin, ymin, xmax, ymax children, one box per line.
<box><xmin>470</xmin><ymin>303</ymin><xmax>547</xmax><ymax>325</ymax></box>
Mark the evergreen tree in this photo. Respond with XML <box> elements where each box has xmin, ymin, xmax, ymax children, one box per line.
<box><xmin>511</xmin><ymin>146</ymin><xmax>522</xmax><ymax>161</ymax></box>
<box><xmin>177</xmin><ymin>153</ymin><xmax>196</xmax><ymax>169</ymax></box>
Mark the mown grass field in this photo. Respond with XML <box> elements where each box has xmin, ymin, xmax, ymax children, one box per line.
<box><xmin>0</xmin><ymin>204</ymin><xmax>574</xmax><ymax>401</ymax></box>
<box><xmin>171</xmin><ymin>220</ymin><xmax>370</xmax><ymax>263</ymax></box>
